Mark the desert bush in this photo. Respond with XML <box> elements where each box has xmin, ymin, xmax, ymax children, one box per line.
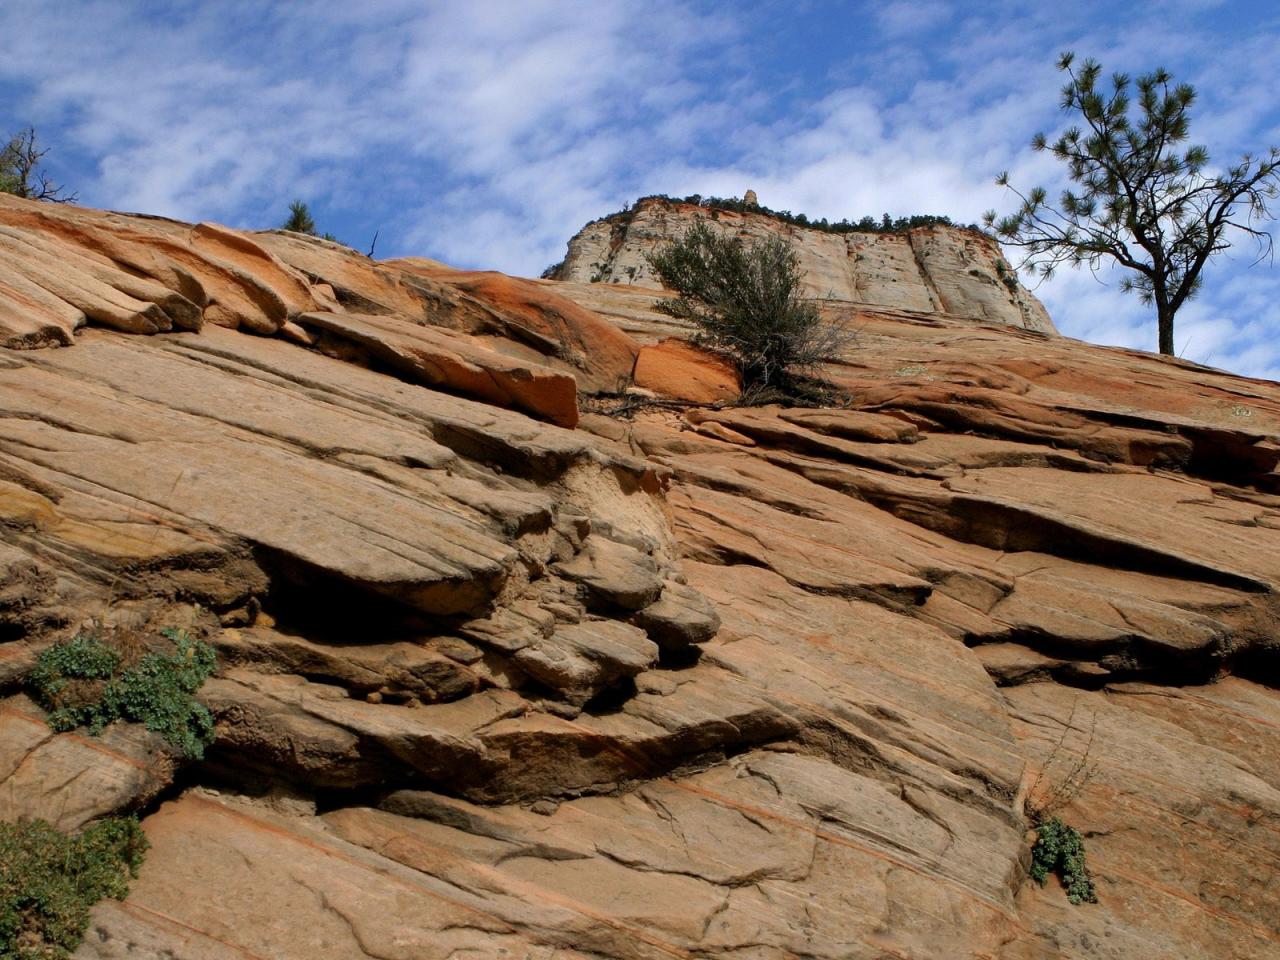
<box><xmin>1025</xmin><ymin>698</ymin><xmax>1097</xmax><ymax>823</ymax></box>
<box><xmin>0</xmin><ymin>128</ymin><xmax>76</xmax><ymax>203</ymax></box>
<box><xmin>646</xmin><ymin>221</ymin><xmax>852</xmax><ymax>391</ymax></box>
<box><xmin>29</xmin><ymin>627</ymin><xmax>217</xmax><ymax>759</ymax></box>
<box><xmin>0</xmin><ymin>816</ymin><xmax>148</xmax><ymax>960</ymax></box>
<box><xmin>1030</xmin><ymin>816</ymin><xmax>1097</xmax><ymax>904</ymax></box>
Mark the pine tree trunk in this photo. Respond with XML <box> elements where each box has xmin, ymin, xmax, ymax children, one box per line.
<box><xmin>1157</xmin><ymin>304</ymin><xmax>1175</xmax><ymax>356</ymax></box>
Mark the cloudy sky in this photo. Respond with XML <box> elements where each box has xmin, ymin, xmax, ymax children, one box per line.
<box><xmin>3</xmin><ymin>0</ymin><xmax>1279</xmax><ymax>375</ymax></box>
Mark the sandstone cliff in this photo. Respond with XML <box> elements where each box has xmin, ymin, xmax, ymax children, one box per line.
<box><xmin>553</xmin><ymin>196</ymin><xmax>1058</xmax><ymax>335</ymax></box>
<box><xmin>0</xmin><ymin>193</ymin><xmax>1276</xmax><ymax>959</ymax></box>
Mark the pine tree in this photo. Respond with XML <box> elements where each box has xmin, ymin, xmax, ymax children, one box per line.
<box><xmin>987</xmin><ymin>53</ymin><xmax>1280</xmax><ymax>356</ymax></box>
<box><xmin>281</xmin><ymin>200</ymin><xmax>318</xmax><ymax>235</ymax></box>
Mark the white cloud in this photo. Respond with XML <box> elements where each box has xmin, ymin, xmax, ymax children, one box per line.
<box><xmin>1</xmin><ymin>0</ymin><xmax>1279</xmax><ymax>378</ymax></box>
<box><xmin>875</xmin><ymin>1</ymin><xmax>953</xmax><ymax>39</ymax></box>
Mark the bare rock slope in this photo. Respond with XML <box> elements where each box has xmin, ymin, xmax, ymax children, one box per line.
<box><xmin>0</xmin><ymin>193</ymin><xmax>1276</xmax><ymax>959</ymax></box>
<box><xmin>552</xmin><ymin>196</ymin><xmax>1057</xmax><ymax>334</ymax></box>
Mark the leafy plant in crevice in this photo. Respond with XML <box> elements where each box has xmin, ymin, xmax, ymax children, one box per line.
<box><xmin>28</xmin><ymin>627</ymin><xmax>217</xmax><ymax>759</ymax></box>
<box><xmin>1024</xmin><ymin>697</ymin><xmax>1099</xmax><ymax>905</ymax></box>
<box><xmin>1030</xmin><ymin>816</ymin><xmax>1097</xmax><ymax>904</ymax></box>
<box><xmin>0</xmin><ymin>816</ymin><xmax>148</xmax><ymax>960</ymax></box>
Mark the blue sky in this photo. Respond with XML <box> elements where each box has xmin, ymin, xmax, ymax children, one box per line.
<box><xmin>3</xmin><ymin>0</ymin><xmax>1280</xmax><ymax>376</ymax></box>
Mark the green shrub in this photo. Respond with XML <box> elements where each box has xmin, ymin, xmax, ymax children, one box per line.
<box><xmin>0</xmin><ymin>817</ymin><xmax>148</xmax><ymax>960</ymax></box>
<box><xmin>27</xmin><ymin>636</ymin><xmax>121</xmax><ymax>734</ymax></box>
<box><xmin>281</xmin><ymin>199</ymin><xmax>317</xmax><ymax>234</ymax></box>
<box><xmin>646</xmin><ymin>221</ymin><xmax>852</xmax><ymax>392</ymax></box>
<box><xmin>1030</xmin><ymin>816</ymin><xmax>1097</xmax><ymax>904</ymax></box>
<box><xmin>28</xmin><ymin>628</ymin><xmax>217</xmax><ymax>759</ymax></box>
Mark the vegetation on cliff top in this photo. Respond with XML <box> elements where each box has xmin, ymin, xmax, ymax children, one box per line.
<box><xmin>587</xmin><ymin>193</ymin><xmax>982</xmax><ymax>237</ymax></box>
<box><xmin>280</xmin><ymin>200</ymin><xmax>340</xmax><ymax>244</ymax></box>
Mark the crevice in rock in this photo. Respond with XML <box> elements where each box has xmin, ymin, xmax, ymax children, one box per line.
<box><xmin>251</xmin><ymin>545</ymin><xmax>444</xmax><ymax>644</ymax></box>
<box><xmin>969</xmin><ymin>625</ymin><xmax>1275</xmax><ymax>690</ymax></box>
<box><xmin>579</xmin><ymin>677</ymin><xmax>638</xmax><ymax>716</ymax></box>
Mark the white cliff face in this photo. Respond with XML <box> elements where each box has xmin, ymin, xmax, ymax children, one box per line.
<box><xmin>555</xmin><ymin>198</ymin><xmax>1056</xmax><ymax>335</ymax></box>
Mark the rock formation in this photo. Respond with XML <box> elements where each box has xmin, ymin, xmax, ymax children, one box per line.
<box><xmin>0</xmin><ymin>191</ymin><xmax>1276</xmax><ymax>959</ymax></box>
<box><xmin>553</xmin><ymin>195</ymin><xmax>1057</xmax><ymax>334</ymax></box>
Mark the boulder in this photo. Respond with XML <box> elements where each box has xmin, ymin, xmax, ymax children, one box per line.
<box><xmin>631</xmin><ymin>337</ymin><xmax>740</xmax><ymax>402</ymax></box>
<box><xmin>633</xmin><ymin>579</ymin><xmax>721</xmax><ymax>650</ymax></box>
<box><xmin>554</xmin><ymin>537</ymin><xmax>664</xmax><ymax>611</ymax></box>
<box><xmin>296</xmin><ymin>310</ymin><xmax>580</xmax><ymax>427</ymax></box>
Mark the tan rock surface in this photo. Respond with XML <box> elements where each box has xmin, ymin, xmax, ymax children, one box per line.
<box><xmin>296</xmin><ymin>309</ymin><xmax>581</xmax><ymax>427</ymax></box>
<box><xmin>632</xmin><ymin>337</ymin><xmax>741</xmax><ymax>402</ymax></box>
<box><xmin>0</xmin><ymin>196</ymin><xmax>1270</xmax><ymax>958</ymax></box>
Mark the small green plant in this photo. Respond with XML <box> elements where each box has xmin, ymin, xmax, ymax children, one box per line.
<box><xmin>1030</xmin><ymin>816</ymin><xmax>1097</xmax><ymax>904</ymax></box>
<box><xmin>1024</xmin><ymin>698</ymin><xmax>1099</xmax><ymax>905</ymax></box>
<box><xmin>0</xmin><ymin>816</ymin><xmax>148</xmax><ymax>960</ymax></box>
<box><xmin>29</xmin><ymin>628</ymin><xmax>217</xmax><ymax>759</ymax></box>
<box><xmin>280</xmin><ymin>200</ymin><xmax>338</xmax><ymax>242</ymax></box>
<box><xmin>281</xmin><ymin>199</ymin><xmax>317</xmax><ymax>234</ymax></box>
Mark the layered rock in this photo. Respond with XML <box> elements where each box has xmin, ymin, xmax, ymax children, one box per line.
<box><xmin>0</xmin><ymin>194</ymin><xmax>1275</xmax><ymax>959</ymax></box>
<box><xmin>0</xmin><ymin>193</ymin><xmax>639</xmax><ymax>422</ymax></box>
<box><xmin>552</xmin><ymin>196</ymin><xmax>1057</xmax><ymax>334</ymax></box>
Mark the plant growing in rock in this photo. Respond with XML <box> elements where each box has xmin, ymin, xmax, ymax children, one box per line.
<box><xmin>995</xmin><ymin>259</ymin><xmax>1020</xmax><ymax>293</ymax></box>
<box><xmin>1024</xmin><ymin>698</ymin><xmax>1099</xmax><ymax>904</ymax></box>
<box><xmin>29</xmin><ymin>627</ymin><xmax>217</xmax><ymax>759</ymax></box>
<box><xmin>646</xmin><ymin>220</ymin><xmax>852</xmax><ymax>394</ymax></box>
<box><xmin>0</xmin><ymin>816</ymin><xmax>148</xmax><ymax>960</ymax></box>
<box><xmin>1030</xmin><ymin>816</ymin><xmax>1097</xmax><ymax>904</ymax></box>
<box><xmin>1026</xmin><ymin>698</ymin><xmax>1097</xmax><ymax>822</ymax></box>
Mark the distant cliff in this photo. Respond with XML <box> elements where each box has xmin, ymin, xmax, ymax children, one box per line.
<box><xmin>552</xmin><ymin>195</ymin><xmax>1057</xmax><ymax>335</ymax></box>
